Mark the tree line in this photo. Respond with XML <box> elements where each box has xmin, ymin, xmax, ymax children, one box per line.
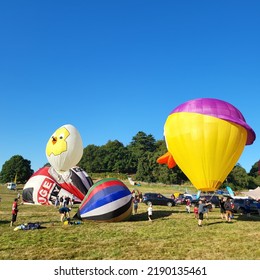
<box><xmin>0</xmin><ymin>131</ymin><xmax>259</xmax><ymax>190</ymax></box>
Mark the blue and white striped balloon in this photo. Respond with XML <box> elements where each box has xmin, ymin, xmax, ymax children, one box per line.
<box><xmin>77</xmin><ymin>178</ymin><xmax>132</xmax><ymax>222</ymax></box>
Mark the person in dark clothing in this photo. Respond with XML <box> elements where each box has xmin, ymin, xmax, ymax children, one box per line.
<box><xmin>198</xmin><ymin>199</ymin><xmax>211</xmax><ymax>227</ymax></box>
<box><xmin>58</xmin><ymin>206</ymin><xmax>71</xmax><ymax>222</ymax></box>
<box><xmin>10</xmin><ymin>198</ymin><xmax>19</xmax><ymax>226</ymax></box>
<box><xmin>224</xmin><ymin>198</ymin><xmax>233</xmax><ymax>222</ymax></box>
<box><xmin>219</xmin><ymin>197</ymin><xmax>226</xmax><ymax>219</ymax></box>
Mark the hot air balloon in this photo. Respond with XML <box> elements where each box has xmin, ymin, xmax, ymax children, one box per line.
<box><xmin>157</xmin><ymin>98</ymin><xmax>256</xmax><ymax>191</ymax></box>
<box><xmin>46</xmin><ymin>124</ymin><xmax>83</xmax><ymax>172</ymax></box>
<box><xmin>76</xmin><ymin>178</ymin><xmax>133</xmax><ymax>222</ymax></box>
<box><xmin>23</xmin><ymin>124</ymin><xmax>93</xmax><ymax>205</ymax></box>
<box><xmin>22</xmin><ymin>166</ymin><xmax>93</xmax><ymax>205</ymax></box>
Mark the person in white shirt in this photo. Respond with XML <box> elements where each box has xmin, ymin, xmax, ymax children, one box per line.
<box><xmin>147</xmin><ymin>203</ymin><xmax>153</xmax><ymax>221</ymax></box>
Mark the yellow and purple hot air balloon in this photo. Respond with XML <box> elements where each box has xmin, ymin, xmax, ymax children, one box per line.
<box><xmin>157</xmin><ymin>98</ymin><xmax>256</xmax><ymax>192</ymax></box>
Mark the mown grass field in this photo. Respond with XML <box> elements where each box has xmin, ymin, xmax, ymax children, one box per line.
<box><xmin>0</xmin><ymin>182</ymin><xmax>260</xmax><ymax>260</ymax></box>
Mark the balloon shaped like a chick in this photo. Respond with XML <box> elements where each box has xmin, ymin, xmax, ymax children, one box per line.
<box><xmin>46</xmin><ymin>124</ymin><xmax>83</xmax><ymax>172</ymax></box>
<box><xmin>22</xmin><ymin>124</ymin><xmax>93</xmax><ymax>205</ymax></box>
<box><xmin>157</xmin><ymin>98</ymin><xmax>256</xmax><ymax>191</ymax></box>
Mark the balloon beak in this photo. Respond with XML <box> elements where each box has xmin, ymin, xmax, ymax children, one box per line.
<box><xmin>52</xmin><ymin>136</ymin><xmax>57</xmax><ymax>144</ymax></box>
<box><xmin>157</xmin><ymin>151</ymin><xmax>177</xmax><ymax>168</ymax></box>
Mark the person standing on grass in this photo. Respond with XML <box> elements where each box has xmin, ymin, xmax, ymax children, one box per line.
<box><xmin>244</xmin><ymin>200</ymin><xmax>251</xmax><ymax>217</ymax></box>
<box><xmin>224</xmin><ymin>198</ymin><xmax>233</xmax><ymax>222</ymax></box>
<box><xmin>10</xmin><ymin>198</ymin><xmax>20</xmax><ymax>227</ymax></box>
<box><xmin>55</xmin><ymin>196</ymin><xmax>60</xmax><ymax>207</ymax></box>
<box><xmin>133</xmin><ymin>196</ymin><xmax>139</xmax><ymax>214</ymax></box>
<box><xmin>193</xmin><ymin>204</ymin><xmax>199</xmax><ymax>219</ymax></box>
<box><xmin>185</xmin><ymin>198</ymin><xmax>191</xmax><ymax>213</ymax></box>
<box><xmin>198</xmin><ymin>199</ymin><xmax>211</xmax><ymax>227</ymax></box>
<box><xmin>147</xmin><ymin>203</ymin><xmax>153</xmax><ymax>221</ymax></box>
<box><xmin>219</xmin><ymin>197</ymin><xmax>226</xmax><ymax>220</ymax></box>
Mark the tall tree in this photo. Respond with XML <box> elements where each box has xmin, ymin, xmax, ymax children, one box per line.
<box><xmin>248</xmin><ymin>161</ymin><xmax>259</xmax><ymax>178</ymax></box>
<box><xmin>79</xmin><ymin>144</ymin><xmax>100</xmax><ymax>173</ymax></box>
<box><xmin>127</xmin><ymin>131</ymin><xmax>157</xmax><ymax>173</ymax></box>
<box><xmin>226</xmin><ymin>164</ymin><xmax>250</xmax><ymax>190</ymax></box>
<box><xmin>102</xmin><ymin>140</ymin><xmax>128</xmax><ymax>173</ymax></box>
<box><xmin>128</xmin><ymin>131</ymin><xmax>157</xmax><ymax>154</ymax></box>
<box><xmin>0</xmin><ymin>155</ymin><xmax>34</xmax><ymax>184</ymax></box>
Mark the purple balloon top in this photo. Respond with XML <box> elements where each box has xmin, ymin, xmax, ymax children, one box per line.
<box><xmin>170</xmin><ymin>98</ymin><xmax>256</xmax><ymax>145</ymax></box>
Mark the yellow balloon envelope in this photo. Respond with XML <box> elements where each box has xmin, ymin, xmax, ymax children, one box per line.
<box><xmin>165</xmin><ymin>112</ymin><xmax>247</xmax><ymax>191</ymax></box>
<box><xmin>159</xmin><ymin>98</ymin><xmax>256</xmax><ymax>192</ymax></box>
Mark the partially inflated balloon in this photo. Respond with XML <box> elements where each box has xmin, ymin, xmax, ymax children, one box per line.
<box><xmin>46</xmin><ymin>124</ymin><xmax>83</xmax><ymax>172</ymax></box>
<box><xmin>22</xmin><ymin>167</ymin><xmax>70</xmax><ymax>205</ymax></box>
<box><xmin>157</xmin><ymin>98</ymin><xmax>256</xmax><ymax>191</ymax></box>
<box><xmin>76</xmin><ymin>178</ymin><xmax>132</xmax><ymax>222</ymax></box>
<box><xmin>48</xmin><ymin>166</ymin><xmax>93</xmax><ymax>201</ymax></box>
<box><xmin>22</xmin><ymin>166</ymin><xmax>93</xmax><ymax>205</ymax></box>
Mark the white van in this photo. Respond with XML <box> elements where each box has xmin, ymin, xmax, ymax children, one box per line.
<box><xmin>7</xmin><ymin>182</ymin><xmax>17</xmax><ymax>190</ymax></box>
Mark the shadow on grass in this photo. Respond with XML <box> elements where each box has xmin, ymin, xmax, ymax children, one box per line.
<box><xmin>204</xmin><ymin>221</ymin><xmax>226</xmax><ymax>226</ymax></box>
<box><xmin>0</xmin><ymin>220</ymin><xmax>10</xmax><ymax>225</ymax></box>
<box><xmin>235</xmin><ymin>214</ymin><xmax>260</xmax><ymax>222</ymax></box>
<box><xmin>129</xmin><ymin>210</ymin><xmax>174</xmax><ymax>222</ymax></box>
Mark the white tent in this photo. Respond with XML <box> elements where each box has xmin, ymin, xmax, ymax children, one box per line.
<box><xmin>241</xmin><ymin>187</ymin><xmax>260</xmax><ymax>200</ymax></box>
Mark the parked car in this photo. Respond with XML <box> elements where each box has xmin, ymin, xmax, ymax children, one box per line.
<box><xmin>199</xmin><ymin>195</ymin><xmax>220</xmax><ymax>208</ymax></box>
<box><xmin>183</xmin><ymin>194</ymin><xmax>199</xmax><ymax>206</ymax></box>
<box><xmin>174</xmin><ymin>193</ymin><xmax>186</xmax><ymax>205</ymax></box>
<box><xmin>232</xmin><ymin>198</ymin><xmax>260</xmax><ymax>215</ymax></box>
<box><xmin>142</xmin><ymin>193</ymin><xmax>176</xmax><ymax>207</ymax></box>
<box><xmin>174</xmin><ymin>193</ymin><xmax>197</xmax><ymax>205</ymax></box>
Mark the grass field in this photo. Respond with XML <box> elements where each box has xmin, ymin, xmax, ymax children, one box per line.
<box><xmin>0</xmin><ymin>182</ymin><xmax>260</xmax><ymax>260</ymax></box>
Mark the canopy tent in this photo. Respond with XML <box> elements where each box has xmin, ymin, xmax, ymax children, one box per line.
<box><xmin>241</xmin><ymin>187</ymin><xmax>260</xmax><ymax>200</ymax></box>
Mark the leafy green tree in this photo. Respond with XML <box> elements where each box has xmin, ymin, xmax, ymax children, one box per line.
<box><xmin>246</xmin><ymin>176</ymin><xmax>260</xmax><ymax>189</ymax></box>
<box><xmin>248</xmin><ymin>161</ymin><xmax>259</xmax><ymax>178</ymax></box>
<box><xmin>79</xmin><ymin>144</ymin><xmax>100</xmax><ymax>173</ymax></box>
<box><xmin>226</xmin><ymin>164</ymin><xmax>250</xmax><ymax>190</ymax></box>
<box><xmin>127</xmin><ymin>131</ymin><xmax>157</xmax><ymax>173</ymax></box>
<box><xmin>128</xmin><ymin>131</ymin><xmax>157</xmax><ymax>154</ymax></box>
<box><xmin>79</xmin><ymin>141</ymin><xmax>134</xmax><ymax>174</ymax></box>
<box><xmin>0</xmin><ymin>155</ymin><xmax>34</xmax><ymax>184</ymax></box>
<box><xmin>136</xmin><ymin>152</ymin><xmax>156</xmax><ymax>182</ymax></box>
<box><xmin>102</xmin><ymin>140</ymin><xmax>129</xmax><ymax>173</ymax></box>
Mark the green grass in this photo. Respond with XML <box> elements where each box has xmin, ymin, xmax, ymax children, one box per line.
<box><xmin>0</xmin><ymin>183</ymin><xmax>260</xmax><ymax>260</ymax></box>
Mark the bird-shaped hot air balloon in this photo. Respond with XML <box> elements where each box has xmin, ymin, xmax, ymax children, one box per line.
<box><xmin>45</xmin><ymin>124</ymin><xmax>93</xmax><ymax>201</ymax></box>
<box><xmin>157</xmin><ymin>98</ymin><xmax>256</xmax><ymax>191</ymax></box>
<box><xmin>46</xmin><ymin>124</ymin><xmax>83</xmax><ymax>172</ymax></box>
<box><xmin>22</xmin><ymin>124</ymin><xmax>93</xmax><ymax>205</ymax></box>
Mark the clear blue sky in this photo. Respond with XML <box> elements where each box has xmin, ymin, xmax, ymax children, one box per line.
<box><xmin>0</xmin><ymin>0</ymin><xmax>259</xmax><ymax>173</ymax></box>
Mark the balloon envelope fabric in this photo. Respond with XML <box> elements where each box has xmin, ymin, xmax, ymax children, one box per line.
<box><xmin>77</xmin><ymin>178</ymin><xmax>133</xmax><ymax>222</ymax></box>
<box><xmin>159</xmin><ymin>98</ymin><xmax>256</xmax><ymax>192</ymax></box>
<box><xmin>22</xmin><ymin>166</ymin><xmax>93</xmax><ymax>205</ymax></box>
